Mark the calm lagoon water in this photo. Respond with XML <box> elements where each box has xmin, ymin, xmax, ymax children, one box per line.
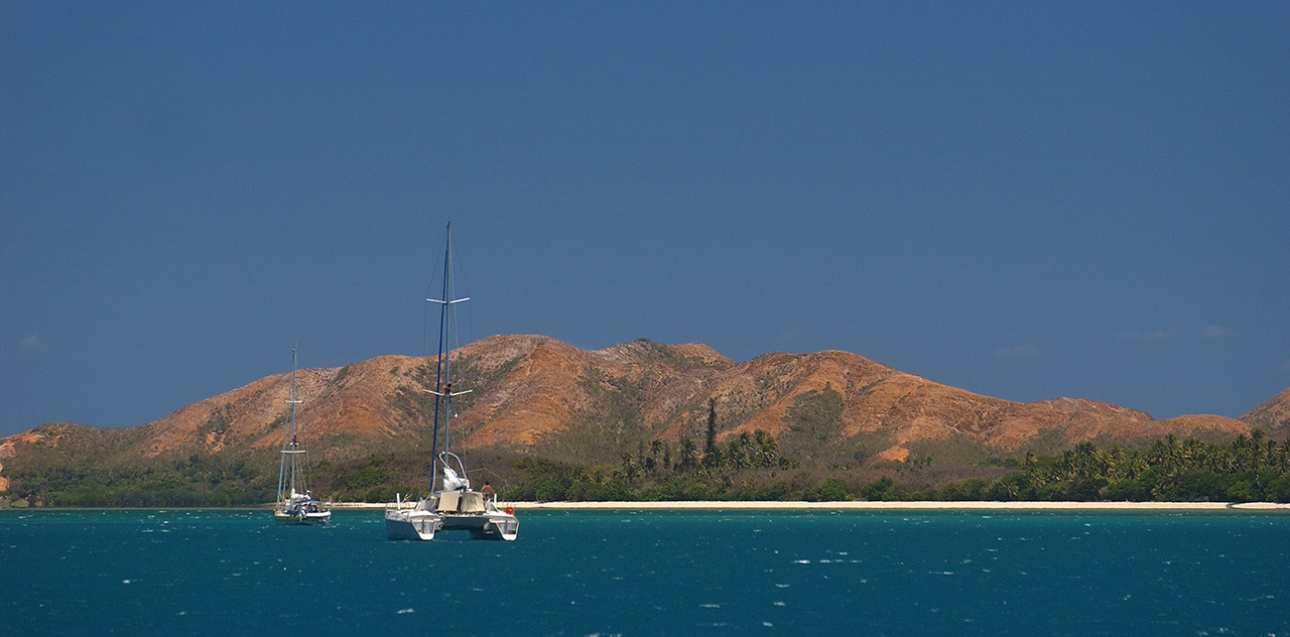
<box><xmin>2</xmin><ymin>508</ymin><xmax>1287</xmax><ymax>636</ymax></box>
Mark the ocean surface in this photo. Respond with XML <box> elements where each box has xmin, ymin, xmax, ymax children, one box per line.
<box><xmin>2</xmin><ymin>507</ymin><xmax>1287</xmax><ymax>636</ymax></box>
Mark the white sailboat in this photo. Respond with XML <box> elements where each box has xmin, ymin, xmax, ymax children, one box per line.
<box><xmin>384</xmin><ymin>223</ymin><xmax>519</xmax><ymax>541</ymax></box>
<box><xmin>273</xmin><ymin>347</ymin><xmax>330</xmax><ymax>525</ymax></box>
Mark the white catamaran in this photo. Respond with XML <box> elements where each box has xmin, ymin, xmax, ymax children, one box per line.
<box><xmin>273</xmin><ymin>347</ymin><xmax>331</xmax><ymax>525</ymax></box>
<box><xmin>384</xmin><ymin>224</ymin><xmax>519</xmax><ymax>541</ymax></box>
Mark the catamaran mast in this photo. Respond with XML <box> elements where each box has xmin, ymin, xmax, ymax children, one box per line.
<box><xmin>427</xmin><ymin>223</ymin><xmax>469</xmax><ymax>491</ymax></box>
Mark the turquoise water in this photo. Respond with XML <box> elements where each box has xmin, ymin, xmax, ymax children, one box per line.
<box><xmin>2</xmin><ymin>508</ymin><xmax>1287</xmax><ymax>636</ymax></box>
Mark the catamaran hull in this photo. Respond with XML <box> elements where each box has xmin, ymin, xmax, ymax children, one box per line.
<box><xmin>441</xmin><ymin>513</ymin><xmax>519</xmax><ymax>541</ymax></box>
<box><xmin>384</xmin><ymin>508</ymin><xmax>517</xmax><ymax>541</ymax></box>
<box><xmin>384</xmin><ymin>509</ymin><xmax>440</xmax><ymax>541</ymax></box>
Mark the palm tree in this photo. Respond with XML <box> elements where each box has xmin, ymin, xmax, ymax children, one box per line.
<box><xmin>678</xmin><ymin>437</ymin><xmax>698</xmax><ymax>472</ymax></box>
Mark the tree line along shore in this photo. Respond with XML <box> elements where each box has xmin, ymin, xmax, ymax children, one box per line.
<box><xmin>5</xmin><ymin>429</ymin><xmax>1290</xmax><ymax>509</ymax></box>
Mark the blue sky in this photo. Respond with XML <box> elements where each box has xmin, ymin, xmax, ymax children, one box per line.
<box><xmin>2</xmin><ymin>2</ymin><xmax>1287</xmax><ymax>437</ymax></box>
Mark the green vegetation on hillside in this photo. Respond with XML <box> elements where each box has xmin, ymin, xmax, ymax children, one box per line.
<box><xmin>978</xmin><ymin>432</ymin><xmax>1290</xmax><ymax>502</ymax></box>
<box><xmin>531</xmin><ymin>368</ymin><xmax>652</xmax><ymax>466</ymax></box>
<box><xmin>495</xmin><ymin>429</ymin><xmax>1290</xmax><ymax>503</ymax></box>
<box><xmin>4</xmin><ymin>452</ymin><xmax>276</xmax><ymax>507</ymax></box>
<box><xmin>5</xmin><ymin>430</ymin><xmax>1290</xmax><ymax>507</ymax></box>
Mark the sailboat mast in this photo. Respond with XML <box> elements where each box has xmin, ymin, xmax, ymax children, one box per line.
<box><xmin>288</xmin><ymin>347</ymin><xmax>300</xmax><ymax>495</ymax></box>
<box><xmin>277</xmin><ymin>346</ymin><xmax>303</xmax><ymax>501</ymax></box>
<box><xmin>277</xmin><ymin>375</ymin><xmax>289</xmax><ymax>500</ymax></box>
<box><xmin>427</xmin><ymin>222</ymin><xmax>468</xmax><ymax>491</ymax></box>
<box><xmin>425</xmin><ymin>224</ymin><xmax>472</xmax><ymax>492</ymax></box>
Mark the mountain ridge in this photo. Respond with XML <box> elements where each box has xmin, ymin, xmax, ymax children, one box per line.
<box><xmin>3</xmin><ymin>335</ymin><xmax>1286</xmax><ymax>485</ymax></box>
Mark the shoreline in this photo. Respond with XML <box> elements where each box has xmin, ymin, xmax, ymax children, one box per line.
<box><xmin>329</xmin><ymin>500</ymin><xmax>1290</xmax><ymax>511</ymax></box>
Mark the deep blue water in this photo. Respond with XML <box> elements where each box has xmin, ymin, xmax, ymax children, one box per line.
<box><xmin>2</xmin><ymin>508</ymin><xmax>1287</xmax><ymax>636</ymax></box>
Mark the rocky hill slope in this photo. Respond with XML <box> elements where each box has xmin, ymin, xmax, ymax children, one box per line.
<box><xmin>2</xmin><ymin>335</ymin><xmax>1284</xmax><ymax>482</ymax></box>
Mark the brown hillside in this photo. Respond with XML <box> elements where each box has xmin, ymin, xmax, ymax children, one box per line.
<box><xmin>451</xmin><ymin>335</ymin><xmax>591</xmax><ymax>446</ymax></box>
<box><xmin>0</xmin><ymin>337</ymin><xmax>1274</xmax><ymax>474</ymax></box>
<box><xmin>132</xmin><ymin>355</ymin><xmax>438</xmax><ymax>457</ymax></box>
<box><xmin>454</xmin><ymin>336</ymin><xmax>735</xmax><ymax>448</ymax></box>
<box><xmin>1242</xmin><ymin>387</ymin><xmax>1290</xmax><ymax>437</ymax></box>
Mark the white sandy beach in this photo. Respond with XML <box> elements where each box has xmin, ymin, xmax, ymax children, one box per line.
<box><xmin>331</xmin><ymin>500</ymin><xmax>1290</xmax><ymax>511</ymax></box>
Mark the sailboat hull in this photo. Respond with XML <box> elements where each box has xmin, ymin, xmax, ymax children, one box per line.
<box><xmin>275</xmin><ymin>509</ymin><xmax>331</xmax><ymax>525</ymax></box>
<box><xmin>384</xmin><ymin>506</ymin><xmax>440</xmax><ymax>541</ymax></box>
<box><xmin>440</xmin><ymin>512</ymin><xmax>519</xmax><ymax>541</ymax></box>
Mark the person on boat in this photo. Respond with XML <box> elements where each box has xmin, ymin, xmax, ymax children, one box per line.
<box><xmin>481</xmin><ymin>481</ymin><xmax>495</xmax><ymax>500</ymax></box>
